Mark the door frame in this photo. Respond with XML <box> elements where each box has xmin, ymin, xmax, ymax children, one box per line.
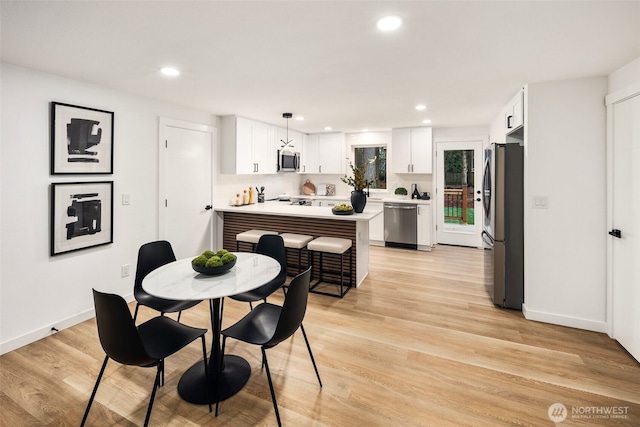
<box><xmin>158</xmin><ymin>117</ymin><xmax>216</xmax><ymax>242</ymax></box>
<box><xmin>605</xmin><ymin>81</ymin><xmax>640</xmax><ymax>338</ymax></box>
<box><xmin>434</xmin><ymin>137</ymin><xmax>486</xmax><ymax>248</ymax></box>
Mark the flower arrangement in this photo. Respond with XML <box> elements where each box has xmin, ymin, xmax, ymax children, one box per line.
<box><xmin>341</xmin><ymin>163</ymin><xmax>371</xmax><ymax>190</ymax></box>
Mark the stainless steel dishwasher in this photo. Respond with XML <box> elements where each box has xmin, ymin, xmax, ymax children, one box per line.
<box><xmin>384</xmin><ymin>203</ymin><xmax>417</xmax><ymax>249</ymax></box>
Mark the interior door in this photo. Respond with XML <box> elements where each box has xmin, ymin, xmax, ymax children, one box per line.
<box><xmin>159</xmin><ymin>119</ymin><xmax>215</xmax><ymax>259</ymax></box>
<box><xmin>608</xmin><ymin>92</ymin><xmax>639</xmax><ymax>362</ymax></box>
<box><xmin>436</xmin><ymin>140</ymin><xmax>483</xmax><ymax>247</ymax></box>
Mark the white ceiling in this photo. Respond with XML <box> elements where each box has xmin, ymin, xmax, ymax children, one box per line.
<box><xmin>1</xmin><ymin>1</ymin><xmax>639</xmax><ymax>133</ymax></box>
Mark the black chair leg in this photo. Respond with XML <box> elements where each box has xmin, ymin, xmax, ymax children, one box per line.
<box><xmin>133</xmin><ymin>303</ymin><xmax>140</xmax><ymax>322</ymax></box>
<box><xmin>215</xmin><ymin>336</ymin><xmax>228</xmax><ymax>416</ymax></box>
<box><xmin>177</xmin><ymin>310</ymin><xmax>182</xmax><ymax>322</ymax></box>
<box><xmin>144</xmin><ymin>366</ymin><xmax>162</xmax><ymax>427</ymax></box>
<box><xmin>80</xmin><ymin>355</ymin><xmax>109</xmax><ymax>427</ymax></box>
<box><xmin>201</xmin><ymin>335</ymin><xmax>212</xmax><ymax>412</ymax></box>
<box><xmin>300</xmin><ymin>324</ymin><xmax>322</xmax><ymax>387</ymax></box>
<box><xmin>262</xmin><ymin>348</ymin><xmax>282</xmax><ymax>427</ymax></box>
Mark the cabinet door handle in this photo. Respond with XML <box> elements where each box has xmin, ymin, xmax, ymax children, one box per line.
<box><xmin>507</xmin><ymin>115</ymin><xmax>513</xmax><ymax>129</ymax></box>
<box><xmin>407</xmin><ymin>164</ymin><xmax>411</xmax><ymax>173</ymax></box>
<box><xmin>319</xmin><ymin>165</ymin><xmax>322</xmax><ymax>173</ymax></box>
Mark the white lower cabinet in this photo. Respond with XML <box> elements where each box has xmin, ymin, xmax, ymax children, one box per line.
<box><xmin>417</xmin><ymin>204</ymin><xmax>432</xmax><ymax>250</ymax></box>
<box><xmin>368</xmin><ymin>201</ymin><xmax>384</xmax><ymax>245</ymax></box>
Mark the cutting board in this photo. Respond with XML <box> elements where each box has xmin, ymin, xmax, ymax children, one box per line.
<box><xmin>302</xmin><ymin>180</ymin><xmax>316</xmax><ymax>195</ymax></box>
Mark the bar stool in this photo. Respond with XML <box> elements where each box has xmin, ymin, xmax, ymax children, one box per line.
<box><xmin>280</xmin><ymin>233</ymin><xmax>313</xmax><ymax>275</ymax></box>
<box><xmin>236</xmin><ymin>230</ymin><xmax>278</xmax><ymax>252</ymax></box>
<box><xmin>307</xmin><ymin>237</ymin><xmax>352</xmax><ymax>298</ymax></box>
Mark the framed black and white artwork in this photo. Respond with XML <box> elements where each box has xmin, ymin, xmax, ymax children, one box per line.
<box><xmin>50</xmin><ymin>181</ymin><xmax>113</xmax><ymax>256</ymax></box>
<box><xmin>50</xmin><ymin>102</ymin><xmax>114</xmax><ymax>174</ymax></box>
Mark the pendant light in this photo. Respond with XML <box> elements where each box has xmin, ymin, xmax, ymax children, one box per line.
<box><xmin>281</xmin><ymin>112</ymin><xmax>293</xmax><ymax>149</ymax></box>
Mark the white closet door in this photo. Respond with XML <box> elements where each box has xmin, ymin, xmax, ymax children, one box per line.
<box><xmin>609</xmin><ymin>93</ymin><xmax>640</xmax><ymax>362</ymax></box>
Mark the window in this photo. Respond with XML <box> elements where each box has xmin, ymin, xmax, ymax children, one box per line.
<box><xmin>354</xmin><ymin>146</ymin><xmax>387</xmax><ymax>189</ymax></box>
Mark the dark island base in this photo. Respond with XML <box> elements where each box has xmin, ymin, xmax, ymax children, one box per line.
<box><xmin>222</xmin><ymin>212</ymin><xmax>357</xmax><ymax>283</ymax></box>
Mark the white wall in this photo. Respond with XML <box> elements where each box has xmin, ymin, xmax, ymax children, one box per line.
<box><xmin>608</xmin><ymin>56</ymin><xmax>640</xmax><ymax>93</ymax></box>
<box><xmin>0</xmin><ymin>63</ymin><xmax>215</xmax><ymax>354</ymax></box>
<box><xmin>523</xmin><ymin>77</ymin><xmax>608</xmax><ymax>331</ymax></box>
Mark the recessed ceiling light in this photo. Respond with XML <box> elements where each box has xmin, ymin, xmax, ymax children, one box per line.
<box><xmin>362</xmin><ymin>129</ymin><xmax>369</xmax><ymax>132</ymax></box>
<box><xmin>324</xmin><ymin>126</ymin><xmax>332</xmax><ymax>131</ymax></box>
<box><xmin>295</xmin><ymin>116</ymin><xmax>304</xmax><ymax>121</ymax></box>
<box><xmin>160</xmin><ymin>67</ymin><xmax>180</xmax><ymax>77</ymax></box>
<box><xmin>376</xmin><ymin>16</ymin><xmax>402</xmax><ymax>32</ymax></box>
<box><xmin>422</xmin><ymin>119</ymin><xmax>432</xmax><ymax>124</ymax></box>
<box><xmin>415</xmin><ymin>104</ymin><xmax>427</xmax><ymax>110</ymax></box>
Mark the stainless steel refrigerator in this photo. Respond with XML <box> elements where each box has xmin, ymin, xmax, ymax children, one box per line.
<box><xmin>482</xmin><ymin>143</ymin><xmax>524</xmax><ymax>310</ymax></box>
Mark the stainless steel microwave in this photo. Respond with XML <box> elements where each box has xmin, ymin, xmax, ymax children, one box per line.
<box><xmin>278</xmin><ymin>150</ymin><xmax>300</xmax><ymax>172</ymax></box>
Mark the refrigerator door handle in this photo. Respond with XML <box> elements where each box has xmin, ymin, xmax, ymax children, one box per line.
<box><xmin>482</xmin><ymin>230</ymin><xmax>494</xmax><ymax>246</ymax></box>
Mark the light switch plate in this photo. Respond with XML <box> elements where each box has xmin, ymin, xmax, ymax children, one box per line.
<box><xmin>533</xmin><ymin>196</ymin><xmax>549</xmax><ymax>209</ymax></box>
<box><xmin>122</xmin><ymin>193</ymin><xmax>130</xmax><ymax>205</ymax></box>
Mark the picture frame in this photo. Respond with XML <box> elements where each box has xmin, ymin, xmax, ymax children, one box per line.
<box><xmin>50</xmin><ymin>181</ymin><xmax>113</xmax><ymax>256</ymax></box>
<box><xmin>51</xmin><ymin>102</ymin><xmax>114</xmax><ymax>174</ymax></box>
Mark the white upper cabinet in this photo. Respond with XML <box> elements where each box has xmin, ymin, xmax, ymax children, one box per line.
<box><xmin>301</xmin><ymin>132</ymin><xmax>344</xmax><ymax>174</ymax></box>
<box><xmin>221</xmin><ymin>115</ymin><xmax>277</xmax><ymax>174</ymax></box>
<box><xmin>489</xmin><ymin>108</ymin><xmax>507</xmax><ymax>143</ymax></box>
<box><xmin>391</xmin><ymin>126</ymin><xmax>433</xmax><ymax>174</ymax></box>
<box><xmin>504</xmin><ymin>89</ymin><xmax>524</xmax><ymax>134</ymax></box>
<box><xmin>489</xmin><ymin>88</ymin><xmax>525</xmax><ymax>143</ymax></box>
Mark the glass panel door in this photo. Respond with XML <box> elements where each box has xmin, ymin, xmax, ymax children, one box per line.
<box><xmin>436</xmin><ymin>140</ymin><xmax>483</xmax><ymax>247</ymax></box>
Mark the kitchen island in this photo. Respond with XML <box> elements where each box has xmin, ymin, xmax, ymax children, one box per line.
<box><xmin>215</xmin><ymin>201</ymin><xmax>382</xmax><ymax>287</ymax></box>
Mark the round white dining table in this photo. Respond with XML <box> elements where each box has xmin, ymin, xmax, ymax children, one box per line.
<box><xmin>142</xmin><ymin>252</ymin><xmax>281</xmax><ymax>405</ymax></box>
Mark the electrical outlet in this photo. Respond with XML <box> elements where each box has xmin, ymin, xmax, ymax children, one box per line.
<box><xmin>121</xmin><ymin>264</ymin><xmax>130</xmax><ymax>277</ymax></box>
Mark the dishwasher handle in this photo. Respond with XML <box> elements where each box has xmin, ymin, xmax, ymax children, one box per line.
<box><xmin>384</xmin><ymin>203</ymin><xmax>417</xmax><ymax>210</ymax></box>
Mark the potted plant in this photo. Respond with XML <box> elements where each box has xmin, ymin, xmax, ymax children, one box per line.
<box><xmin>394</xmin><ymin>187</ymin><xmax>408</xmax><ymax>199</ymax></box>
<box><xmin>341</xmin><ymin>163</ymin><xmax>371</xmax><ymax>213</ymax></box>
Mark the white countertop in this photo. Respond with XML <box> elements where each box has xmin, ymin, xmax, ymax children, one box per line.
<box><xmin>215</xmin><ymin>200</ymin><xmax>382</xmax><ymax>221</ymax></box>
<box><xmin>294</xmin><ymin>194</ymin><xmax>432</xmax><ymax>205</ymax></box>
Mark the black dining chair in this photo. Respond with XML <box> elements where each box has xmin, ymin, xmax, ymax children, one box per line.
<box><xmin>81</xmin><ymin>289</ymin><xmax>211</xmax><ymax>427</ymax></box>
<box><xmin>133</xmin><ymin>240</ymin><xmax>202</xmax><ymax>322</ymax></box>
<box><xmin>215</xmin><ymin>268</ymin><xmax>322</xmax><ymax>426</ymax></box>
<box><xmin>229</xmin><ymin>234</ymin><xmax>288</xmax><ymax>309</ymax></box>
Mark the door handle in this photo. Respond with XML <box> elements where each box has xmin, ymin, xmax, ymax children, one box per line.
<box><xmin>205</xmin><ymin>205</ymin><xmax>212</xmax><ymax>211</ymax></box>
<box><xmin>608</xmin><ymin>229</ymin><xmax>622</xmax><ymax>238</ymax></box>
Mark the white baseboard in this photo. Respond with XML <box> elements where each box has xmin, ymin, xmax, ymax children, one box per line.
<box><xmin>0</xmin><ymin>292</ymin><xmax>135</xmax><ymax>355</ymax></box>
<box><xmin>522</xmin><ymin>304</ymin><xmax>608</xmax><ymax>333</ymax></box>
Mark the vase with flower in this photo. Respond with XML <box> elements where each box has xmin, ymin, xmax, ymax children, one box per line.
<box><xmin>341</xmin><ymin>163</ymin><xmax>371</xmax><ymax>213</ymax></box>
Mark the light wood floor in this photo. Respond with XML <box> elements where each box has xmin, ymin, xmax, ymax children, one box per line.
<box><xmin>1</xmin><ymin>245</ymin><xmax>639</xmax><ymax>426</ymax></box>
